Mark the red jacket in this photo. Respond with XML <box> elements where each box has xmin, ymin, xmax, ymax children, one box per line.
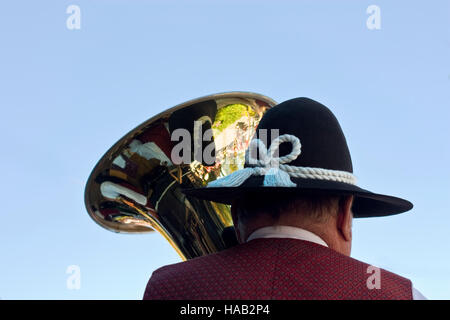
<box><xmin>143</xmin><ymin>238</ymin><xmax>412</xmax><ymax>300</ymax></box>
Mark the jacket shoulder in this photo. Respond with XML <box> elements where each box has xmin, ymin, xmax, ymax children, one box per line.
<box><xmin>143</xmin><ymin>250</ymin><xmax>232</xmax><ymax>300</ymax></box>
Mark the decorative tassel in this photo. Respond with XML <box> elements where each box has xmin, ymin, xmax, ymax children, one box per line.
<box><xmin>263</xmin><ymin>167</ymin><xmax>297</xmax><ymax>187</ymax></box>
<box><xmin>207</xmin><ymin>167</ymin><xmax>257</xmax><ymax>188</ymax></box>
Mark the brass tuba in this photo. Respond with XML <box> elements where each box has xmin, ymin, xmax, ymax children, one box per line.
<box><xmin>84</xmin><ymin>92</ymin><xmax>277</xmax><ymax>260</ymax></box>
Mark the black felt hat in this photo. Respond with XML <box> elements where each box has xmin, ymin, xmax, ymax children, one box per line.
<box><xmin>183</xmin><ymin>97</ymin><xmax>413</xmax><ymax>218</ymax></box>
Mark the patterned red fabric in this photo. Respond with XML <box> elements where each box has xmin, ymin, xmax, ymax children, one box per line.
<box><xmin>143</xmin><ymin>238</ymin><xmax>412</xmax><ymax>300</ymax></box>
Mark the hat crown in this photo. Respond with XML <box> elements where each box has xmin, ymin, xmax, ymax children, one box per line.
<box><xmin>249</xmin><ymin>97</ymin><xmax>353</xmax><ymax>173</ymax></box>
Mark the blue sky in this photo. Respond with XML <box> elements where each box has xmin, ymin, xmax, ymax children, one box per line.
<box><xmin>0</xmin><ymin>0</ymin><xmax>448</xmax><ymax>299</ymax></box>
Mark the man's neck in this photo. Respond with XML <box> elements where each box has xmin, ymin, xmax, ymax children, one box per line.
<box><xmin>246</xmin><ymin>225</ymin><xmax>329</xmax><ymax>247</ymax></box>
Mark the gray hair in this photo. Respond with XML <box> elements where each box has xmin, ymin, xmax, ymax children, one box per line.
<box><xmin>233</xmin><ymin>192</ymin><xmax>343</xmax><ymax>224</ymax></box>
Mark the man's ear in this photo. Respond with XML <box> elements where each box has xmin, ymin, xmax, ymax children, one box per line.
<box><xmin>336</xmin><ymin>196</ymin><xmax>353</xmax><ymax>242</ymax></box>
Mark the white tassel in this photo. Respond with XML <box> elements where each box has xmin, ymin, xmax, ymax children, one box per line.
<box><xmin>207</xmin><ymin>167</ymin><xmax>257</xmax><ymax>188</ymax></box>
<box><xmin>263</xmin><ymin>167</ymin><xmax>297</xmax><ymax>187</ymax></box>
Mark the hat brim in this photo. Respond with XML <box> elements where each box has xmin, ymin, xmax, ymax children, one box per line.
<box><xmin>182</xmin><ymin>176</ymin><xmax>413</xmax><ymax>218</ymax></box>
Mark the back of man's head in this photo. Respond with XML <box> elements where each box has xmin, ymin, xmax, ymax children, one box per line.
<box><xmin>234</xmin><ymin>193</ymin><xmax>341</xmax><ymax>224</ymax></box>
<box><xmin>231</xmin><ymin>193</ymin><xmax>354</xmax><ymax>255</ymax></box>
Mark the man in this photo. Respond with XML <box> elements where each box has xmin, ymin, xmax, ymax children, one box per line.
<box><xmin>144</xmin><ymin>97</ymin><xmax>425</xmax><ymax>299</ymax></box>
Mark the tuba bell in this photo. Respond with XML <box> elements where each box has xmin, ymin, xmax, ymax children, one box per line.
<box><xmin>84</xmin><ymin>92</ymin><xmax>277</xmax><ymax>260</ymax></box>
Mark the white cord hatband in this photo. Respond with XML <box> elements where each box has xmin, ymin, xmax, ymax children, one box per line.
<box><xmin>207</xmin><ymin>134</ymin><xmax>356</xmax><ymax>188</ymax></box>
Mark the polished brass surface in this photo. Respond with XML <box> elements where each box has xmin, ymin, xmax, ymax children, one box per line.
<box><xmin>84</xmin><ymin>92</ymin><xmax>276</xmax><ymax>260</ymax></box>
